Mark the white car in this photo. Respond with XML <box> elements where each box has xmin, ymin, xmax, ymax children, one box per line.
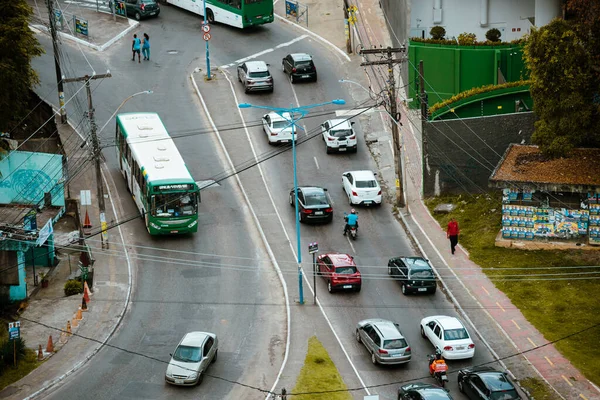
<box><xmin>262</xmin><ymin>112</ymin><xmax>297</xmax><ymax>144</ymax></box>
<box><xmin>321</xmin><ymin>119</ymin><xmax>357</xmax><ymax>153</ymax></box>
<box><xmin>165</xmin><ymin>332</ymin><xmax>218</xmax><ymax>386</ymax></box>
<box><xmin>342</xmin><ymin>170</ymin><xmax>382</xmax><ymax>206</ymax></box>
<box><xmin>420</xmin><ymin>316</ymin><xmax>475</xmax><ymax>360</ymax></box>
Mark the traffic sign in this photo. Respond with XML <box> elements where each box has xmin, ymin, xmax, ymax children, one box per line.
<box><xmin>202</xmin><ymin>24</ymin><xmax>211</xmax><ymax>33</ymax></box>
<box><xmin>308</xmin><ymin>242</ymin><xmax>319</xmax><ymax>254</ymax></box>
<box><xmin>203</xmin><ymin>32</ymin><xmax>211</xmax><ymax>41</ymax></box>
<box><xmin>8</xmin><ymin>321</ymin><xmax>21</xmax><ymax>340</ymax></box>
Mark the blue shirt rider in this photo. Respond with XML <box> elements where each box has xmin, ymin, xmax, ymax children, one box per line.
<box><xmin>344</xmin><ymin>209</ymin><xmax>358</xmax><ymax>235</ymax></box>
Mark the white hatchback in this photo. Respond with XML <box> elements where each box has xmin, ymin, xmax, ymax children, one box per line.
<box><xmin>165</xmin><ymin>332</ymin><xmax>218</xmax><ymax>386</ymax></box>
<box><xmin>342</xmin><ymin>170</ymin><xmax>382</xmax><ymax>206</ymax></box>
<box><xmin>321</xmin><ymin>119</ymin><xmax>357</xmax><ymax>153</ymax></box>
<box><xmin>420</xmin><ymin>315</ymin><xmax>475</xmax><ymax>360</ymax></box>
<box><xmin>262</xmin><ymin>112</ymin><xmax>296</xmax><ymax>144</ymax></box>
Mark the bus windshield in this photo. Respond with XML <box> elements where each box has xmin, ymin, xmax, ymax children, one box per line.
<box><xmin>152</xmin><ymin>192</ymin><xmax>197</xmax><ymax>217</ymax></box>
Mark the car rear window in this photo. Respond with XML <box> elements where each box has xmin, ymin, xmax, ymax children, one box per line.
<box><xmin>330</xmin><ymin>129</ymin><xmax>352</xmax><ymax>138</ymax></box>
<box><xmin>383</xmin><ymin>338</ymin><xmax>408</xmax><ymax>349</ymax></box>
<box><xmin>410</xmin><ymin>269</ymin><xmax>434</xmax><ymax>279</ymax></box>
<box><xmin>490</xmin><ymin>390</ymin><xmax>519</xmax><ymax>400</ymax></box>
<box><xmin>444</xmin><ymin>328</ymin><xmax>470</xmax><ymax>340</ymax></box>
<box><xmin>305</xmin><ymin>192</ymin><xmax>328</xmax><ymax>206</ymax></box>
<box><xmin>335</xmin><ymin>266</ymin><xmax>357</xmax><ymax>274</ymax></box>
<box><xmin>295</xmin><ymin>60</ymin><xmax>313</xmax><ymax>67</ymax></box>
<box><xmin>272</xmin><ymin>121</ymin><xmax>289</xmax><ymax>129</ymax></box>
<box><xmin>249</xmin><ymin>71</ymin><xmax>270</xmax><ymax>78</ymax></box>
<box><xmin>356</xmin><ymin>180</ymin><xmax>377</xmax><ymax>188</ymax></box>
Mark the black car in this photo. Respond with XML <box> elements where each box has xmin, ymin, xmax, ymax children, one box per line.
<box><xmin>289</xmin><ymin>187</ymin><xmax>332</xmax><ymax>223</ymax></box>
<box><xmin>125</xmin><ymin>0</ymin><xmax>160</xmax><ymax>20</ymax></box>
<box><xmin>398</xmin><ymin>382</ymin><xmax>454</xmax><ymax>400</ymax></box>
<box><xmin>282</xmin><ymin>53</ymin><xmax>317</xmax><ymax>83</ymax></box>
<box><xmin>388</xmin><ymin>257</ymin><xmax>437</xmax><ymax>295</ymax></box>
<box><xmin>458</xmin><ymin>367</ymin><xmax>520</xmax><ymax>400</ymax></box>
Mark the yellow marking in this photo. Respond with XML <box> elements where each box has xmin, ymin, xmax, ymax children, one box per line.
<box><xmin>481</xmin><ymin>286</ymin><xmax>490</xmax><ymax>295</ymax></box>
<box><xmin>545</xmin><ymin>356</ymin><xmax>554</xmax><ymax>366</ymax></box>
<box><xmin>580</xmin><ymin>394</ymin><xmax>588</xmax><ymax>400</ymax></box>
<box><xmin>561</xmin><ymin>375</ymin><xmax>573</xmax><ymax>386</ymax></box>
<box><xmin>395</xmin><ymin>179</ymin><xmax>400</xmax><ymax>187</ymax></box>
<box><xmin>511</xmin><ymin>320</ymin><xmax>521</xmax><ymax>330</ymax></box>
<box><xmin>496</xmin><ymin>302</ymin><xmax>505</xmax><ymax>312</ymax></box>
<box><xmin>527</xmin><ymin>337</ymin><xmax>536</xmax><ymax>347</ymax></box>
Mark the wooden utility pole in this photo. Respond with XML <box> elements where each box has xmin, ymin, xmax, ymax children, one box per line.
<box><xmin>46</xmin><ymin>0</ymin><xmax>67</xmax><ymax>123</ymax></box>
<box><xmin>360</xmin><ymin>46</ymin><xmax>406</xmax><ymax>206</ymax></box>
<box><xmin>64</xmin><ymin>73</ymin><xmax>112</xmax><ymax>249</ymax></box>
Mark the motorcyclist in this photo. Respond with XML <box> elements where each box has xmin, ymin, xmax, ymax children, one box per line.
<box><xmin>343</xmin><ymin>209</ymin><xmax>358</xmax><ymax>235</ymax></box>
<box><xmin>429</xmin><ymin>349</ymin><xmax>447</xmax><ymax>375</ymax></box>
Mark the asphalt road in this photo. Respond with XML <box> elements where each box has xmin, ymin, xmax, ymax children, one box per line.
<box><xmin>31</xmin><ymin>4</ymin><xmax>502</xmax><ymax>400</ymax></box>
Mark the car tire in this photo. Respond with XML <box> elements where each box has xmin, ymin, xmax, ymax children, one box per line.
<box><xmin>401</xmin><ymin>283</ymin><xmax>408</xmax><ymax>295</ymax></box>
<box><xmin>420</xmin><ymin>325</ymin><xmax>426</xmax><ymax>338</ymax></box>
<box><xmin>355</xmin><ymin>329</ymin><xmax>361</xmax><ymax>343</ymax></box>
<box><xmin>327</xmin><ymin>281</ymin><xmax>333</xmax><ymax>293</ymax></box>
<box><xmin>238</xmin><ymin>71</ymin><xmax>242</xmax><ymax>82</ymax></box>
<box><xmin>135</xmin><ymin>11</ymin><xmax>141</xmax><ymax>20</ymax></box>
<box><xmin>430</xmin><ymin>286</ymin><xmax>437</xmax><ymax>294</ymax></box>
<box><xmin>326</xmin><ymin>146</ymin><xmax>332</xmax><ymax>154</ymax></box>
<box><xmin>348</xmin><ymin>194</ymin><xmax>353</xmax><ymax>205</ymax></box>
<box><xmin>458</xmin><ymin>378</ymin><xmax>464</xmax><ymax>393</ymax></box>
<box><xmin>326</xmin><ymin>214</ymin><xmax>333</xmax><ymax>224</ymax></box>
<box><xmin>212</xmin><ymin>349</ymin><xmax>218</xmax><ymax>363</ymax></box>
<box><xmin>206</xmin><ymin>9</ymin><xmax>215</xmax><ymax>23</ymax></box>
<box><xmin>299</xmin><ymin>212</ymin><xmax>305</xmax><ymax>223</ymax></box>
<box><xmin>371</xmin><ymin>353</ymin><xmax>378</xmax><ymax>365</ymax></box>
<box><xmin>388</xmin><ymin>266</ymin><xmax>392</xmax><ymax>275</ymax></box>
<box><xmin>355</xmin><ymin>285</ymin><xmax>361</xmax><ymax>292</ymax></box>
<box><xmin>197</xmin><ymin>372</ymin><xmax>204</xmax><ymax>385</ymax></box>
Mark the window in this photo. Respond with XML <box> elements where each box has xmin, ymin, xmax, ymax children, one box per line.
<box><xmin>356</xmin><ymin>180</ymin><xmax>378</xmax><ymax>188</ymax></box>
<box><xmin>335</xmin><ymin>266</ymin><xmax>357</xmax><ymax>274</ymax></box>
<box><xmin>331</xmin><ymin>129</ymin><xmax>353</xmax><ymax>138</ymax></box>
<box><xmin>345</xmin><ymin>174</ymin><xmax>353</xmax><ymax>184</ymax></box>
<box><xmin>203</xmin><ymin>337</ymin><xmax>214</xmax><ymax>357</ymax></box>
<box><xmin>433</xmin><ymin>324</ymin><xmax>441</xmax><ymax>338</ymax></box>
<box><xmin>304</xmin><ymin>191</ymin><xmax>328</xmax><ymax>206</ymax></box>
<box><xmin>409</xmin><ymin>268</ymin><xmax>434</xmax><ymax>280</ymax></box>
<box><xmin>272</xmin><ymin>120</ymin><xmax>290</xmax><ymax>129</ymax></box>
<box><xmin>153</xmin><ymin>192</ymin><xmax>198</xmax><ymax>217</ymax></box>
<box><xmin>125</xmin><ymin>145</ymin><xmax>131</xmax><ymax>164</ymax></box>
<box><xmin>383</xmin><ymin>338</ymin><xmax>408</xmax><ymax>349</ymax></box>
<box><xmin>173</xmin><ymin>345</ymin><xmax>202</xmax><ymax>363</ymax></box>
<box><xmin>472</xmin><ymin>376</ymin><xmax>486</xmax><ymax>392</ymax></box>
<box><xmin>444</xmin><ymin>328</ymin><xmax>469</xmax><ymax>340</ymax></box>
<box><xmin>249</xmin><ymin>71</ymin><xmax>269</xmax><ymax>78</ymax></box>
<box><xmin>367</xmin><ymin>329</ymin><xmax>380</xmax><ymax>344</ymax></box>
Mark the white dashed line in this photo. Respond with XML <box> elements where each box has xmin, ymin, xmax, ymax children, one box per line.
<box><xmin>313</xmin><ymin>156</ymin><xmax>319</xmax><ymax>169</ymax></box>
<box><xmin>219</xmin><ymin>35</ymin><xmax>308</xmax><ymax>69</ymax></box>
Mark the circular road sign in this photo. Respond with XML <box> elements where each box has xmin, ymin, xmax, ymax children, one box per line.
<box><xmin>202</xmin><ymin>24</ymin><xmax>211</xmax><ymax>33</ymax></box>
<box><xmin>203</xmin><ymin>32</ymin><xmax>211</xmax><ymax>41</ymax></box>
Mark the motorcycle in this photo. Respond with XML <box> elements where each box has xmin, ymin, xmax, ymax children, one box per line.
<box><xmin>428</xmin><ymin>354</ymin><xmax>449</xmax><ymax>387</ymax></box>
<box><xmin>343</xmin><ymin>212</ymin><xmax>358</xmax><ymax>240</ymax></box>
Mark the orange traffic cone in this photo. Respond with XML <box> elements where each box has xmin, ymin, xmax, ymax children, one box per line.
<box><xmin>75</xmin><ymin>307</ymin><xmax>83</xmax><ymax>321</ymax></box>
<box><xmin>46</xmin><ymin>335</ymin><xmax>54</xmax><ymax>353</ymax></box>
<box><xmin>84</xmin><ymin>281</ymin><xmax>91</xmax><ymax>295</ymax></box>
<box><xmin>83</xmin><ymin>209</ymin><xmax>92</xmax><ymax>235</ymax></box>
<box><xmin>66</xmin><ymin>320</ymin><xmax>72</xmax><ymax>336</ymax></box>
<box><xmin>72</xmin><ymin>316</ymin><xmax>78</xmax><ymax>328</ymax></box>
<box><xmin>81</xmin><ymin>296</ymin><xmax>88</xmax><ymax>311</ymax></box>
<box><xmin>38</xmin><ymin>344</ymin><xmax>44</xmax><ymax>361</ymax></box>
<box><xmin>83</xmin><ymin>284</ymin><xmax>91</xmax><ymax>304</ymax></box>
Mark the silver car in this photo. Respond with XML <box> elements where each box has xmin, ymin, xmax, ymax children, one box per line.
<box><xmin>237</xmin><ymin>60</ymin><xmax>273</xmax><ymax>93</ymax></box>
<box><xmin>165</xmin><ymin>332</ymin><xmax>218</xmax><ymax>386</ymax></box>
<box><xmin>356</xmin><ymin>318</ymin><xmax>411</xmax><ymax>365</ymax></box>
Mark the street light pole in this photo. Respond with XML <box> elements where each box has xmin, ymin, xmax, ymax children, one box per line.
<box><xmin>98</xmin><ymin>90</ymin><xmax>153</xmax><ymax>134</ymax></box>
<box><xmin>238</xmin><ymin>99</ymin><xmax>346</xmax><ymax>305</ymax></box>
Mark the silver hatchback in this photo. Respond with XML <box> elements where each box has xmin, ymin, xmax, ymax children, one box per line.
<box><xmin>356</xmin><ymin>318</ymin><xmax>411</xmax><ymax>365</ymax></box>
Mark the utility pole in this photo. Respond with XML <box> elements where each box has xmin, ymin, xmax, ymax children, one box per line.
<box><xmin>63</xmin><ymin>73</ymin><xmax>112</xmax><ymax>249</ymax></box>
<box><xmin>46</xmin><ymin>0</ymin><xmax>67</xmax><ymax>123</ymax></box>
<box><xmin>360</xmin><ymin>46</ymin><xmax>406</xmax><ymax>207</ymax></box>
<box><xmin>419</xmin><ymin>60</ymin><xmax>428</xmax><ymax>121</ymax></box>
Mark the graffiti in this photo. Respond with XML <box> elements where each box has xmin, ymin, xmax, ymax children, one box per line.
<box><xmin>1</xmin><ymin>169</ymin><xmax>54</xmax><ymax>203</ymax></box>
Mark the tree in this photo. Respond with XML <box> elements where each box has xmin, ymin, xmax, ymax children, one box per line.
<box><xmin>485</xmin><ymin>28</ymin><xmax>501</xmax><ymax>42</ymax></box>
<box><xmin>523</xmin><ymin>18</ymin><xmax>600</xmax><ymax>157</ymax></box>
<box><xmin>430</xmin><ymin>26</ymin><xmax>446</xmax><ymax>40</ymax></box>
<box><xmin>0</xmin><ymin>0</ymin><xmax>44</xmax><ymax>131</ymax></box>
<box><xmin>457</xmin><ymin>32</ymin><xmax>477</xmax><ymax>45</ymax></box>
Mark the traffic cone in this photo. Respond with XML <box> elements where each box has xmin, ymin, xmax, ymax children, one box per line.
<box><xmin>75</xmin><ymin>307</ymin><xmax>83</xmax><ymax>321</ymax></box>
<box><xmin>71</xmin><ymin>317</ymin><xmax>78</xmax><ymax>328</ymax></box>
<box><xmin>46</xmin><ymin>335</ymin><xmax>54</xmax><ymax>353</ymax></box>
<box><xmin>83</xmin><ymin>281</ymin><xmax>92</xmax><ymax>301</ymax></box>
<box><xmin>38</xmin><ymin>344</ymin><xmax>44</xmax><ymax>361</ymax></box>
<box><xmin>83</xmin><ymin>209</ymin><xmax>92</xmax><ymax>235</ymax></box>
<box><xmin>81</xmin><ymin>296</ymin><xmax>88</xmax><ymax>311</ymax></box>
<box><xmin>66</xmin><ymin>320</ymin><xmax>72</xmax><ymax>336</ymax></box>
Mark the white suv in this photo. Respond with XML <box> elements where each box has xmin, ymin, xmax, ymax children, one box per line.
<box><xmin>321</xmin><ymin>119</ymin><xmax>357</xmax><ymax>153</ymax></box>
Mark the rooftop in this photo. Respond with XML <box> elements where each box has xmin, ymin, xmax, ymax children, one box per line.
<box><xmin>490</xmin><ymin>144</ymin><xmax>600</xmax><ymax>192</ymax></box>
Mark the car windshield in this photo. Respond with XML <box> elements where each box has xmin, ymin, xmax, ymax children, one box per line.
<box><xmin>331</xmin><ymin>129</ymin><xmax>352</xmax><ymax>138</ymax></box>
<box><xmin>444</xmin><ymin>328</ymin><xmax>469</xmax><ymax>340</ymax></box>
<box><xmin>420</xmin><ymin>389</ymin><xmax>451</xmax><ymax>399</ymax></box>
<box><xmin>272</xmin><ymin>120</ymin><xmax>290</xmax><ymax>129</ymax></box>
<box><xmin>410</xmin><ymin>269</ymin><xmax>434</xmax><ymax>279</ymax></box>
<box><xmin>153</xmin><ymin>192</ymin><xmax>197</xmax><ymax>217</ymax></box>
<box><xmin>335</xmin><ymin>266</ymin><xmax>357</xmax><ymax>274</ymax></box>
<box><xmin>173</xmin><ymin>345</ymin><xmax>202</xmax><ymax>363</ymax></box>
<box><xmin>304</xmin><ymin>191</ymin><xmax>328</xmax><ymax>206</ymax></box>
<box><xmin>249</xmin><ymin>71</ymin><xmax>270</xmax><ymax>78</ymax></box>
<box><xmin>490</xmin><ymin>390</ymin><xmax>519</xmax><ymax>400</ymax></box>
<box><xmin>383</xmin><ymin>338</ymin><xmax>408</xmax><ymax>349</ymax></box>
<box><xmin>356</xmin><ymin>180</ymin><xmax>377</xmax><ymax>188</ymax></box>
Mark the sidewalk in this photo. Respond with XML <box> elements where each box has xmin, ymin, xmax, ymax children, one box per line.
<box><xmin>0</xmin><ymin>117</ymin><xmax>131</xmax><ymax>400</ymax></box>
<box><xmin>28</xmin><ymin>0</ymin><xmax>138</xmax><ymax>51</ymax></box>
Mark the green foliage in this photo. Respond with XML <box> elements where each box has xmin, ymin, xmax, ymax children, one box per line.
<box><xmin>429</xmin><ymin>80</ymin><xmax>530</xmax><ymax>114</ymax></box>
<box><xmin>429</xmin><ymin>26</ymin><xmax>446</xmax><ymax>40</ymax></box>
<box><xmin>0</xmin><ymin>338</ymin><xmax>27</xmax><ymax>371</ymax></box>
<box><xmin>409</xmin><ymin>37</ymin><xmax>525</xmax><ymax>47</ymax></box>
<box><xmin>457</xmin><ymin>32</ymin><xmax>477</xmax><ymax>45</ymax></box>
<box><xmin>524</xmin><ymin>18</ymin><xmax>600</xmax><ymax>157</ymax></box>
<box><xmin>64</xmin><ymin>279</ymin><xmax>83</xmax><ymax>296</ymax></box>
<box><xmin>0</xmin><ymin>0</ymin><xmax>44</xmax><ymax>130</ymax></box>
<box><xmin>485</xmin><ymin>28</ymin><xmax>501</xmax><ymax>42</ymax></box>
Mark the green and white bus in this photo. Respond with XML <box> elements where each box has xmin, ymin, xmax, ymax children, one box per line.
<box><xmin>115</xmin><ymin>112</ymin><xmax>200</xmax><ymax>235</ymax></box>
<box><xmin>167</xmin><ymin>0</ymin><xmax>274</xmax><ymax>28</ymax></box>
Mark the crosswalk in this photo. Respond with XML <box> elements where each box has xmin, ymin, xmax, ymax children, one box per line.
<box><xmin>63</xmin><ymin>0</ymin><xmax>112</xmax><ymax>13</ymax></box>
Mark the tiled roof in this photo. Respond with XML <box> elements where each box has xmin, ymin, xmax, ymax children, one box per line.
<box><xmin>490</xmin><ymin>144</ymin><xmax>600</xmax><ymax>186</ymax></box>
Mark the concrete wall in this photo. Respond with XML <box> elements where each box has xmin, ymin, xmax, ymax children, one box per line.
<box><xmin>379</xmin><ymin>0</ymin><xmax>410</xmax><ymax>47</ymax></box>
<box><xmin>9</xmin><ymin>251</ymin><xmax>27</xmax><ymax>302</ymax></box>
<box><xmin>422</xmin><ymin>112</ymin><xmax>535</xmax><ymax>196</ymax></box>
<box><xmin>0</xmin><ymin>151</ymin><xmax>65</xmax><ymax>206</ymax></box>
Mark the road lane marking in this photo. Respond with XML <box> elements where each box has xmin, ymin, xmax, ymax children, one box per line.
<box><xmin>496</xmin><ymin>301</ymin><xmax>505</xmax><ymax>312</ymax></box>
<box><xmin>221</xmin><ymin>71</ymin><xmax>371</xmax><ymax>396</ymax></box>
<box><xmin>313</xmin><ymin>156</ymin><xmax>319</xmax><ymax>169</ymax></box>
<box><xmin>346</xmin><ymin>236</ymin><xmax>356</xmax><ymax>253</ymax></box>
<box><xmin>511</xmin><ymin>319</ymin><xmax>521</xmax><ymax>330</ymax></box>
<box><xmin>580</xmin><ymin>394</ymin><xmax>588</xmax><ymax>400</ymax></box>
<box><xmin>219</xmin><ymin>35</ymin><xmax>308</xmax><ymax>69</ymax></box>
<box><xmin>481</xmin><ymin>285</ymin><xmax>490</xmax><ymax>295</ymax></box>
<box><xmin>335</xmin><ymin>107</ymin><xmax>374</xmax><ymax>117</ymax></box>
<box><xmin>191</xmin><ymin>72</ymin><xmax>291</xmax><ymax>400</ymax></box>
<box><xmin>527</xmin><ymin>337</ymin><xmax>537</xmax><ymax>347</ymax></box>
<box><xmin>545</xmin><ymin>356</ymin><xmax>554</xmax><ymax>367</ymax></box>
<box><xmin>561</xmin><ymin>375</ymin><xmax>573</xmax><ymax>386</ymax></box>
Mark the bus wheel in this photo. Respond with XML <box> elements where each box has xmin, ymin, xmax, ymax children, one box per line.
<box><xmin>206</xmin><ymin>9</ymin><xmax>214</xmax><ymax>23</ymax></box>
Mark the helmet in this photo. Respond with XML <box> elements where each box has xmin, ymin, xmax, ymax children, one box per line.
<box><xmin>435</xmin><ymin>348</ymin><xmax>442</xmax><ymax>356</ymax></box>
<box><xmin>351</xmin><ymin>209</ymin><xmax>356</xmax><ymax>214</ymax></box>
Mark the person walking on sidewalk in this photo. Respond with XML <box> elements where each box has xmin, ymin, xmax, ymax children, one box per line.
<box><xmin>132</xmin><ymin>34</ymin><xmax>141</xmax><ymax>63</ymax></box>
<box><xmin>447</xmin><ymin>217</ymin><xmax>459</xmax><ymax>254</ymax></box>
<box><xmin>142</xmin><ymin>33</ymin><xmax>150</xmax><ymax>61</ymax></box>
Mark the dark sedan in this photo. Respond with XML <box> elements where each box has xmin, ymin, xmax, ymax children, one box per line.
<box><xmin>388</xmin><ymin>256</ymin><xmax>437</xmax><ymax>294</ymax></box>
<box><xmin>398</xmin><ymin>382</ymin><xmax>454</xmax><ymax>400</ymax></box>
<box><xmin>289</xmin><ymin>186</ymin><xmax>333</xmax><ymax>223</ymax></box>
<box><xmin>458</xmin><ymin>367</ymin><xmax>520</xmax><ymax>400</ymax></box>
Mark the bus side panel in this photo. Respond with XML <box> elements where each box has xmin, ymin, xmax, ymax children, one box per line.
<box><xmin>214</xmin><ymin>7</ymin><xmax>244</xmax><ymax>27</ymax></box>
<box><xmin>168</xmin><ymin>0</ymin><xmax>203</xmax><ymax>16</ymax></box>
<box><xmin>132</xmin><ymin>180</ymin><xmax>145</xmax><ymax>216</ymax></box>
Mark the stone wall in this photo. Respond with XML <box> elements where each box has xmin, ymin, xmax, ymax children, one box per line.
<box><xmin>422</xmin><ymin>112</ymin><xmax>536</xmax><ymax>197</ymax></box>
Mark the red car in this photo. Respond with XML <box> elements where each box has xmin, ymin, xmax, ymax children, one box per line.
<box><xmin>317</xmin><ymin>253</ymin><xmax>362</xmax><ymax>293</ymax></box>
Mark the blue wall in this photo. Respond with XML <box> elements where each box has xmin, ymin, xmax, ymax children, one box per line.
<box><xmin>0</xmin><ymin>151</ymin><xmax>65</xmax><ymax>206</ymax></box>
<box><xmin>9</xmin><ymin>251</ymin><xmax>27</xmax><ymax>301</ymax></box>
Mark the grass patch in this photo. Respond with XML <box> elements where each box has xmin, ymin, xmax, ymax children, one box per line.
<box><xmin>0</xmin><ymin>318</ymin><xmax>42</xmax><ymax>390</ymax></box>
<box><xmin>425</xmin><ymin>194</ymin><xmax>600</xmax><ymax>386</ymax></box>
<box><xmin>291</xmin><ymin>336</ymin><xmax>352</xmax><ymax>400</ymax></box>
<box><xmin>520</xmin><ymin>377</ymin><xmax>561</xmax><ymax>400</ymax></box>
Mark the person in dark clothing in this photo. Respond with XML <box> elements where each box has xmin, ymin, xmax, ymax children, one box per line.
<box><xmin>447</xmin><ymin>217</ymin><xmax>459</xmax><ymax>254</ymax></box>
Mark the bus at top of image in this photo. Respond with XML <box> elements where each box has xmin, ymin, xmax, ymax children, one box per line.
<box><xmin>166</xmin><ymin>0</ymin><xmax>274</xmax><ymax>28</ymax></box>
<box><xmin>115</xmin><ymin>112</ymin><xmax>200</xmax><ymax>235</ymax></box>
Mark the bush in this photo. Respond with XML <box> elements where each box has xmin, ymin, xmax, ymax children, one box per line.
<box><xmin>64</xmin><ymin>279</ymin><xmax>83</xmax><ymax>296</ymax></box>
<box><xmin>458</xmin><ymin>32</ymin><xmax>477</xmax><ymax>45</ymax></box>
<box><xmin>430</xmin><ymin>26</ymin><xmax>446</xmax><ymax>40</ymax></box>
<box><xmin>0</xmin><ymin>338</ymin><xmax>27</xmax><ymax>367</ymax></box>
<box><xmin>486</xmin><ymin>28</ymin><xmax>501</xmax><ymax>42</ymax></box>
